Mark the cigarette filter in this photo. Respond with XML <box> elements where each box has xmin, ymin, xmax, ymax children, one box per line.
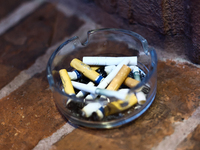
<box><xmin>59</xmin><ymin>69</ymin><xmax>75</xmax><ymax>95</ymax></box>
<box><xmin>123</xmin><ymin>77</ymin><xmax>140</xmax><ymax>88</ymax></box>
<box><xmin>103</xmin><ymin>94</ymin><xmax>137</xmax><ymax>116</ymax></box>
<box><xmin>83</xmin><ymin>56</ymin><xmax>137</xmax><ymax>66</ymax></box>
<box><xmin>70</xmin><ymin>58</ymin><xmax>104</xmax><ymax>84</ymax></box>
<box><xmin>106</xmin><ymin>65</ymin><xmax>131</xmax><ymax>91</ymax></box>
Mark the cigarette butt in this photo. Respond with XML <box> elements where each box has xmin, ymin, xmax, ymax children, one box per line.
<box><xmin>59</xmin><ymin>69</ymin><xmax>75</xmax><ymax>95</ymax></box>
<box><xmin>106</xmin><ymin>65</ymin><xmax>131</xmax><ymax>91</ymax></box>
<box><xmin>136</xmin><ymin>91</ymin><xmax>146</xmax><ymax>104</ymax></box>
<box><xmin>83</xmin><ymin>56</ymin><xmax>137</xmax><ymax>66</ymax></box>
<box><xmin>95</xmin><ymin>109</ymin><xmax>104</xmax><ymax>120</ymax></box>
<box><xmin>70</xmin><ymin>58</ymin><xmax>104</xmax><ymax>84</ymax></box>
<box><xmin>123</xmin><ymin>77</ymin><xmax>140</xmax><ymax>88</ymax></box>
<box><xmin>82</xmin><ymin>102</ymin><xmax>102</xmax><ymax>117</ymax></box>
<box><xmin>100</xmin><ymin>65</ymin><xmax>131</xmax><ymax>99</ymax></box>
<box><xmin>104</xmin><ymin>94</ymin><xmax>137</xmax><ymax>116</ymax></box>
<box><xmin>123</xmin><ymin>77</ymin><xmax>150</xmax><ymax>94</ymax></box>
<box><xmin>76</xmin><ymin>82</ymin><xmax>95</xmax><ymax>98</ymax></box>
<box><xmin>133</xmin><ymin>66</ymin><xmax>141</xmax><ymax>81</ymax></box>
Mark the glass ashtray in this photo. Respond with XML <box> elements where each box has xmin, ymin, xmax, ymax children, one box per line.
<box><xmin>46</xmin><ymin>28</ymin><xmax>157</xmax><ymax>129</ymax></box>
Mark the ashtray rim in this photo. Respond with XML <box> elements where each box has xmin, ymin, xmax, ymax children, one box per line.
<box><xmin>46</xmin><ymin>28</ymin><xmax>158</xmax><ymax>129</ymax></box>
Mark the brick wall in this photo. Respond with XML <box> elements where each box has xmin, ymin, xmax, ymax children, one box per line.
<box><xmin>0</xmin><ymin>1</ymin><xmax>200</xmax><ymax>150</ymax></box>
<box><xmin>94</xmin><ymin>0</ymin><xmax>200</xmax><ymax>64</ymax></box>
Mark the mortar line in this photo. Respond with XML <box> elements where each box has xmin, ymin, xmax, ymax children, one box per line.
<box><xmin>153</xmin><ymin>106</ymin><xmax>200</xmax><ymax>150</ymax></box>
<box><xmin>153</xmin><ymin>49</ymin><xmax>200</xmax><ymax>149</ymax></box>
<box><xmin>55</xmin><ymin>2</ymin><xmax>103</xmax><ymax>28</ymax></box>
<box><xmin>0</xmin><ymin>0</ymin><xmax>44</xmax><ymax>36</ymax></box>
<box><xmin>0</xmin><ymin>22</ymin><xmax>99</xmax><ymax>100</ymax></box>
<box><xmin>32</xmin><ymin>123</ymin><xmax>75</xmax><ymax>150</ymax></box>
<box><xmin>155</xmin><ymin>48</ymin><xmax>200</xmax><ymax>68</ymax></box>
<box><xmin>0</xmin><ymin>4</ymin><xmax>100</xmax><ymax>149</ymax></box>
<box><xmin>30</xmin><ymin>24</ymin><xmax>102</xmax><ymax>150</ymax></box>
<box><xmin>0</xmin><ymin>22</ymin><xmax>99</xmax><ymax>150</ymax></box>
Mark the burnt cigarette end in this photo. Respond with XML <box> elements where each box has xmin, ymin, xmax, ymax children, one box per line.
<box><xmin>142</xmin><ymin>86</ymin><xmax>150</xmax><ymax>94</ymax></box>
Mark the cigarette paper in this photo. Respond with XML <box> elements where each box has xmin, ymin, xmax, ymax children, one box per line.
<box><xmin>59</xmin><ymin>69</ymin><xmax>75</xmax><ymax>95</ymax></box>
<box><xmin>118</xmin><ymin>88</ymin><xmax>130</xmax><ymax>94</ymax></box>
<box><xmin>83</xmin><ymin>56</ymin><xmax>137</xmax><ymax>66</ymax></box>
<box><xmin>70</xmin><ymin>58</ymin><xmax>104</xmax><ymax>84</ymax></box>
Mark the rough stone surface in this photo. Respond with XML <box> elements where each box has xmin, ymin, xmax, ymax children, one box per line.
<box><xmin>52</xmin><ymin>60</ymin><xmax>200</xmax><ymax>150</ymax></box>
<box><xmin>94</xmin><ymin>0</ymin><xmax>190</xmax><ymax>35</ymax></box>
<box><xmin>51</xmin><ymin>0</ymin><xmax>195</xmax><ymax>63</ymax></box>
<box><xmin>189</xmin><ymin>0</ymin><xmax>200</xmax><ymax>64</ymax></box>
<box><xmin>0</xmin><ymin>71</ymin><xmax>66</xmax><ymax>150</ymax></box>
<box><xmin>0</xmin><ymin>2</ymin><xmax>84</xmax><ymax>89</ymax></box>
<box><xmin>0</xmin><ymin>0</ymin><xmax>28</xmax><ymax>19</ymax></box>
<box><xmin>95</xmin><ymin>0</ymin><xmax>165</xmax><ymax>34</ymax></box>
<box><xmin>176</xmin><ymin>125</ymin><xmax>200</xmax><ymax>150</ymax></box>
<box><xmin>92</xmin><ymin>0</ymin><xmax>200</xmax><ymax>64</ymax></box>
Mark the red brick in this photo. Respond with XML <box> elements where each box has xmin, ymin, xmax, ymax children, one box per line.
<box><xmin>0</xmin><ymin>71</ymin><xmax>66</xmax><ymax>150</ymax></box>
<box><xmin>52</xmin><ymin>60</ymin><xmax>200</xmax><ymax>150</ymax></box>
<box><xmin>0</xmin><ymin>3</ymin><xmax>84</xmax><ymax>89</ymax></box>
<box><xmin>0</xmin><ymin>64</ymin><xmax>20</xmax><ymax>91</ymax></box>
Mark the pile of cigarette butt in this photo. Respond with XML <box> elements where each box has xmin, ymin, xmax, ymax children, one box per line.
<box><xmin>59</xmin><ymin>56</ymin><xmax>150</xmax><ymax>121</ymax></box>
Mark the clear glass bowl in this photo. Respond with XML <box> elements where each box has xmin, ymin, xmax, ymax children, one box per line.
<box><xmin>46</xmin><ymin>28</ymin><xmax>157</xmax><ymax>129</ymax></box>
